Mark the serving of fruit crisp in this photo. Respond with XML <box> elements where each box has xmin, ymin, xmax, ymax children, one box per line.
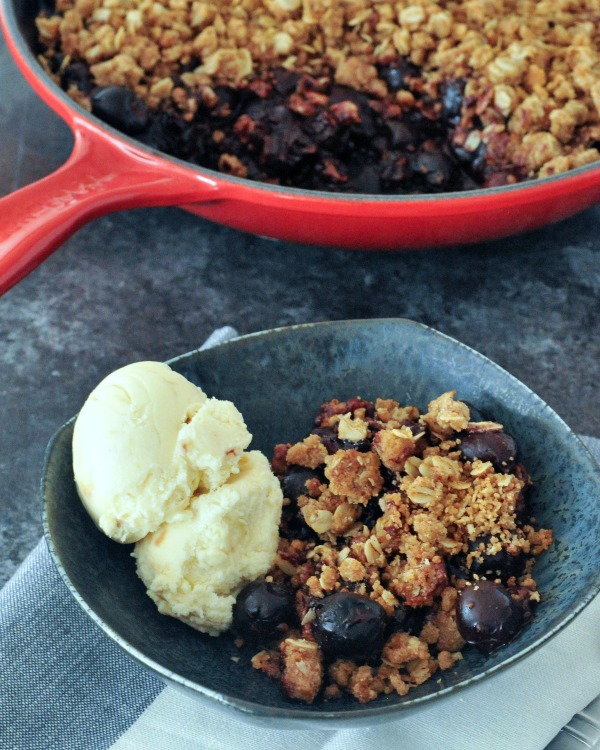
<box><xmin>232</xmin><ymin>391</ymin><xmax>552</xmax><ymax>704</ymax></box>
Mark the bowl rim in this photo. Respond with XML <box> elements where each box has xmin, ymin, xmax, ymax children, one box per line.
<box><xmin>4</xmin><ymin>0</ymin><xmax>600</xmax><ymax>206</ymax></box>
<box><xmin>41</xmin><ymin>318</ymin><xmax>600</xmax><ymax>723</ymax></box>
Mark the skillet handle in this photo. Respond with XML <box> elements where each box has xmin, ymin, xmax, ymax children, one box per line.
<box><xmin>0</xmin><ymin>114</ymin><xmax>221</xmax><ymax>295</ymax></box>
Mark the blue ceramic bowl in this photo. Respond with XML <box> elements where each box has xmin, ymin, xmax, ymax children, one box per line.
<box><xmin>42</xmin><ymin>319</ymin><xmax>600</xmax><ymax>728</ymax></box>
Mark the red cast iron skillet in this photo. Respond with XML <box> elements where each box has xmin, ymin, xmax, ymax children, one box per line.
<box><xmin>2</xmin><ymin>0</ymin><xmax>600</xmax><ymax>295</ymax></box>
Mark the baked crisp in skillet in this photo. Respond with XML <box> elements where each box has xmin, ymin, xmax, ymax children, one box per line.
<box><xmin>36</xmin><ymin>0</ymin><xmax>600</xmax><ymax>193</ymax></box>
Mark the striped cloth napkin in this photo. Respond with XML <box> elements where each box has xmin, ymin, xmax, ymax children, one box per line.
<box><xmin>1</xmin><ymin>328</ymin><xmax>599</xmax><ymax>750</ymax></box>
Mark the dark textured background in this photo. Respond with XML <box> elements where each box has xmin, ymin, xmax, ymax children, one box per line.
<box><xmin>1</xmin><ymin>29</ymin><xmax>599</xmax><ymax>587</ymax></box>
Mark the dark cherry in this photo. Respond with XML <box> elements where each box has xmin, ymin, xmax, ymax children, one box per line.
<box><xmin>360</xmin><ymin>497</ymin><xmax>384</xmax><ymax>529</ymax></box>
<box><xmin>456</xmin><ymin>580</ymin><xmax>527</xmax><ymax>653</ymax></box>
<box><xmin>280</xmin><ymin>466</ymin><xmax>321</xmax><ymax>503</ymax></box>
<box><xmin>279</xmin><ymin>469</ymin><xmax>321</xmax><ymax>541</ymax></box>
<box><xmin>467</xmin><ymin>536</ymin><xmax>527</xmax><ymax>582</ymax></box>
<box><xmin>380</xmin><ymin>464</ymin><xmax>398</xmax><ymax>491</ymax></box>
<box><xmin>446</xmin><ymin>553</ymin><xmax>468</xmax><ymax>581</ymax></box>
<box><xmin>312</xmin><ymin>592</ymin><xmax>387</xmax><ymax>661</ymax></box>
<box><xmin>137</xmin><ymin>110</ymin><xmax>184</xmax><ymax>154</ymax></box>
<box><xmin>459</xmin><ymin>431</ymin><xmax>518</xmax><ymax>468</ymax></box>
<box><xmin>231</xmin><ymin>581</ymin><xmax>296</xmax><ymax>642</ymax></box>
<box><xmin>280</xmin><ymin>505</ymin><xmax>318</xmax><ymax>541</ymax></box>
<box><xmin>279</xmin><ymin>467</ymin><xmax>321</xmax><ymax>540</ymax></box>
<box><xmin>386</xmin><ymin>603</ymin><xmax>427</xmax><ymax>637</ymax></box>
<box><xmin>353</xmin><ymin>165</ymin><xmax>381</xmax><ymax>194</ymax></box>
<box><xmin>311</xmin><ymin>426</ymin><xmax>371</xmax><ymax>454</ymax></box>
<box><xmin>37</xmin><ymin>0</ymin><xmax>56</xmax><ymax>14</ymax></box>
<box><xmin>60</xmin><ymin>61</ymin><xmax>93</xmax><ymax>94</ymax></box>
<box><xmin>399</xmin><ymin>420</ymin><xmax>426</xmax><ymax>438</ymax></box>
<box><xmin>91</xmin><ymin>86</ymin><xmax>150</xmax><ymax>135</ymax></box>
<box><xmin>514</xmin><ymin>488</ymin><xmax>529</xmax><ymax>523</ymax></box>
<box><xmin>401</xmin><ymin>606</ymin><xmax>428</xmax><ymax>636</ymax></box>
<box><xmin>461</xmin><ymin>401</ymin><xmax>487</xmax><ymax>423</ymax></box>
<box><xmin>273</xmin><ymin>68</ymin><xmax>301</xmax><ymax>95</ymax></box>
<box><xmin>405</xmin><ymin>109</ymin><xmax>443</xmax><ymax>139</ymax></box>
<box><xmin>386</xmin><ymin>120</ymin><xmax>417</xmax><ymax>148</ymax></box>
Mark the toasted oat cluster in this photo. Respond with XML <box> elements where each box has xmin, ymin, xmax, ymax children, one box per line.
<box><xmin>36</xmin><ymin>0</ymin><xmax>600</xmax><ymax>191</ymax></box>
<box><xmin>231</xmin><ymin>392</ymin><xmax>552</xmax><ymax>704</ymax></box>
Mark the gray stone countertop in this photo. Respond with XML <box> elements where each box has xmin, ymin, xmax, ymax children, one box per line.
<box><xmin>1</xmin><ymin>30</ymin><xmax>599</xmax><ymax>589</ymax></box>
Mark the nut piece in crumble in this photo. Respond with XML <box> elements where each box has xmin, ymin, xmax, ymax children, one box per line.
<box><xmin>232</xmin><ymin>390</ymin><xmax>552</xmax><ymax>704</ymax></box>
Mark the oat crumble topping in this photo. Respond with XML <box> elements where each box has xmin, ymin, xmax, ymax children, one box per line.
<box><xmin>36</xmin><ymin>0</ymin><xmax>600</xmax><ymax>192</ymax></box>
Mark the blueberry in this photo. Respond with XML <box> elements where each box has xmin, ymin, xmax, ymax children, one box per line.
<box><xmin>232</xmin><ymin>581</ymin><xmax>296</xmax><ymax>642</ymax></box>
<box><xmin>312</xmin><ymin>592</ymin><xmax>387</xmax><ymax>661</ymax></box>
<box><xmin>91</xmin><ymin>86</ymin><xmax>150</xmax><ymax>135</ymax></box>
<box><xmin>456</xmin><ymin>580</ymin><xmax>528</xmax><ymax>653</ymax></box>
<box><xmin>467</xmin><ymin>536</ymin><xmax>527</xmax><ymax>582</ymax></box>
<box><xmin>459</xmin><ymin>431</ymin><xmax>518</xmax><ymax>468</ymax></box>
<box><xmin>462</xmin><ymin>401</ymin><xmax>487</xmax><ymax>423</ymax></box>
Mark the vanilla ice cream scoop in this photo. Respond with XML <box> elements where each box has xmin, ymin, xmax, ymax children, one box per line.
<box><xmin>133</xmin><ymin>451</ymin><xmax>283</xmax><ymax>635</ymax></box>
<box><xmin>72</xmin><ymin>361</ymin><xmax>251</xmax><ymax>543</ymax></box>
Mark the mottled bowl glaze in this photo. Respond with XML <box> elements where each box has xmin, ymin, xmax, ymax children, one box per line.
<box><xmin>42</xmin><ymin>319</ymin><xmax>600</xmax><ymax>728</ymax></box>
